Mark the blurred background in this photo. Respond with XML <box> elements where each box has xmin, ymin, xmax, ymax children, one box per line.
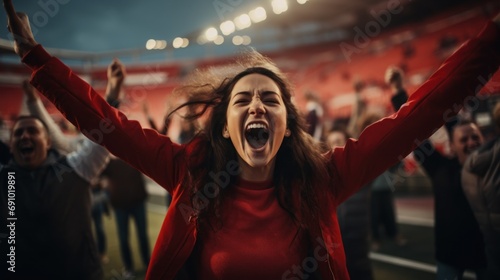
<box><xmin>1</xmin><ymin>0</ymin><xmax>500</xmax><ymax>279</ymax></box>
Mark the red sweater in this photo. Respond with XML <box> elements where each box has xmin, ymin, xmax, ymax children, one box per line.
<box><xmin>23</xmin><ymin>21</ymin><xmax>500</xmax><ymax>279</ymax></box>
<box><xmin>194</xmin><ymin>178</ymin><xmax>308</xmax><ymax>280</ymax></box>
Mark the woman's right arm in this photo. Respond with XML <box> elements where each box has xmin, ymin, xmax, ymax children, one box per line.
<box><xmin>3</xmin><ymin>1</ymin><xmax>186</xmax><ymax>191</ymax></box>
<box><xmin>25</xmin><ymin>47</ymin><xmax>184</xmax><ymax>191</ymax></box>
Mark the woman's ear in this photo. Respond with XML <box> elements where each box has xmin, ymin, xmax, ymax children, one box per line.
<box><xmin>223</xmin><ymin>125</ymin><xmax>230</xmax><ymax>138</ymax></box>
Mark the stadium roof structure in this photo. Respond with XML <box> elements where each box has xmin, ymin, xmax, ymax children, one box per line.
<box><xmin>0</xmin><ymin>0</ymin><xmax>496</xmax><ymax>65</ymax></box>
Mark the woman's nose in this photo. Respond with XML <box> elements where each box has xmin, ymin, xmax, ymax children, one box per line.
<box><xmin>249</xmin><ymin>98</ymin><xmax>265</xmax><ymax>115</ymax></box>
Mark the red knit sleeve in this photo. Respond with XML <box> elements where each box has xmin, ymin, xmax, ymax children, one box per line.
<box><xmin>22</xmin><ymin>45</ymin><xmax>191</xmax><ymax>193</ymax></box>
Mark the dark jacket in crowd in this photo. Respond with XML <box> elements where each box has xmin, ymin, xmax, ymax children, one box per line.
<box><xmin>337</xmin><ymin>185</ymin><xmax>373</xmax><ymax>280</ymax></box>
<box><xmin>0</xmin><ymin>151</ymin><xmax>103</xmax><ymax>280</ymax></box>
<box><xmin>415</xmin><ymin>141</ymin><xmax>486</xmax><ymax>269</ymax></box>
<box><xmin>101</xmin><ymin>158</ymin><xmax>148</xmax><ymax>209</ymax></box>
<box><xmin>462</xmin><ymin>137</ymin><xmax>500</xmax><ymax>279</ymax></box>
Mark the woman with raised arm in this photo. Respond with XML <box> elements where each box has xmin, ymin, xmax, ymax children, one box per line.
<box><xmin>3</xmin><ymin>0</ymin><xmax>500</xmax><ymax>279</ymax></box>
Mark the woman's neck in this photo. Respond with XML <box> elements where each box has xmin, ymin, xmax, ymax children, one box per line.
<box><xmin>237</xmin><ymin>158</ymin><xmax>275</xmax><ymax>182</ymax></box>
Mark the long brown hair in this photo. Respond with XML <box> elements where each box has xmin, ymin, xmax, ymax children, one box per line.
<box><xmin>170</xmin><ymin>51</ymin><xmax>330</xmax><ymax>230</ymax></box>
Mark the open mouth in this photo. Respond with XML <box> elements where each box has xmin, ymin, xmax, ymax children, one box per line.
<box><xmin>245</xmin><ymin>122</ymin><xmax>269</xmax><ymax>149</ymax></box>
<box><xmin>19</xmin><ymin>143</ymin><xmax>35</xmax><ymax>157</ymax></box>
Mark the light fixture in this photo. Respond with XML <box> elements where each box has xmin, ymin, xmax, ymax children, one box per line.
<box><xmin>220</xmin><ymin>20</ymin><xmax>236</xmax><ymax>36</ymax></box>
<box><xmin>272</xmin><ymin>0</ymin><xmax>288</xmax><ymax>14</ymax></box>
<box><xmin>249</xmin><ymin>7</ymin><xmax>267</xmax><ymax>23</ymax></box>
<box><xmin>232</xmin><ymin>35</ymin><xmax>243</xmax><ymax>45</ymax></box>
<box><xmin>214</xmin><ymin>35</ymin><xmax>224</xmax><ymax>45</ymax></box>
<box><xmin>145</xmin><ymin>39</ymin><xmax>156</xmax><ymax>50</ymax></box>
<box><xmin>205</xmin><ymin>27</ymin><xmax>218</xmax><ymax>41</ymax></box>
<box><xmin>242</xmin><ymin>35</ymin><xmax>252</xmax><ymax>45</ymax></box>
<box><xmin>173</xmin><ymin>37</ymin><xmax>183</xmax><ymax>49</ymax></box>
<box><xmin>234</xmin><ymin>14</ymin><xmax>252</xmax><ymax>30</ymax></box>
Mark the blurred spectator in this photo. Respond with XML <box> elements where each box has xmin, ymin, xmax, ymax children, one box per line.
<box><xmin>330</xmin><ymin>127</ymin><xmax>374</xmax><ymax>280</ymax></box>
<box><xmin>360</xmin><ymin>113</ymin><xmax>407</xmax><ymax>251</ymax></box>
<box><xmin>385</xmin><ymin>66</ymin><xmax>409</xmax><ymax>112</ymax></box>
<box><xmin>369</xmin><ymin>162</ymin><xmax>407</xmax><ymax>251</ymax></box>
<box><xmin>304</xmin><ymin>91</ymin><xmax>324</xmax><ymax>142</ymax></box>
<box><xmin>346</xmin><ymin>79</ymin><xmax>366</xmax><ymax>138</ymax></box>
<box><xmin>22</xmin><ymin>80</ymin><xmax>79</xmax><ymax>154</ymax></box>
<box><xmin>142</xmin><ymin>101</ymin><xmax>174</xmax><ymax>208</ymax></box>
<box><xmin>435</xmin><ymin>33</ymin><xmax>459</xmax><ymax>58</ymax></box>
<box><xmin>462</xmin><ymin>102</ymin><xmax>500</xmax><ymax>280</ymax></box>
<box><xmin>326</xmin><ymin>129</ymin><xmax>350</xmax><ymax>149</ymax></box>
<box><xmin>100</xmin><ymin>157</ymin><xmax>151</xmax><ymax>278</ymax></box>
<box><xmin>22</xmin><ymin>58</ymin><xmax>125</xmax><ymax>268</ymax></box>
<box><xmin>142</xmin><ymin>99</ymin><xmax>197</xmax><ymax>209</ymax></box>
<box><xmin>103</xmin><ymin>61</ymin><xmax>151</xmax><ymax>278</ymax></box>
<box><xmin>0</xmin><ymin>111</ymin><xmax>109</xmax><ymax>280</ymax></box>
<box><xmin>90</xmin><ymin>180</ymin><xmax>110</xmax><ymax>264</ymax></box>
<box><xmin>177</xmin><ymin>117</ymin><xmax>197</xmax><ymax>145</ymax></box>
<box><xmin>415</xmin><ymin>118</ymin><xmax>487</xmax><ymax>279</ymax></box>
<box><xmin>142</xmin><ymin>101</ymin><xmax>170</xmax><ymax>136</ymax></box>
<box><xmin>357</xmin><ymin>70</ymin><xmax>409</xmax><ymax>251</ymax></box>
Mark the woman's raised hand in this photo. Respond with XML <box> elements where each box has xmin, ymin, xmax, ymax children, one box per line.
<box><xmin>3</xmin><ymin>0</ymin><xmax>37</xmax><ymax>57</ymax></box>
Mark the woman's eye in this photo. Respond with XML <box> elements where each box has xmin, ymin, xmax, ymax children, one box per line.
<box><xmin>264</xmin><ymin>99</ymin><xmax>279</xmax><ymax>104</ymax></box>
<box><xmin>234</xmin><ymin>99</ymin><xmax>249</xmax><ymax>104</ymax></box>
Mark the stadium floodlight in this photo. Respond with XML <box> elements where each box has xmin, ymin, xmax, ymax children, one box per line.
<box><xmin>220</xmin><ymin>20</ymin><xmax>236</xmax><ymax>36</ymax></box>
<box><xmin>242</xmin><ymin>35</ymin><xmax>252</xmax><ymax>45</ymax></box>
<box><xmin>146</xmin><ymin>39</ymin><xmax>167</xmax><ymax>50</ymax></box>
<box><xmin>272</xmin><ymin>0</ymin><xmax>288</xmax><ymax>14</ymax></box>
<box><xmin>235</xmin><ymin>14</ymin><xmax>252</xmax><ymax>30</ymax></box>
<box><xmin>205</xmin><ymin>27</ymin><xmax>219</xmax><ymax>41</ymax></box>
<box><xmin>181</xmin><ymin>38</ymin><xmax>190</xmax><ymax>48</ymax></box>
<box><xmin>214</xmin><ymin>35</ymin><xmax>224</xmax><ymax>45</ymax></box>
<box><xmin>249</xmin><ymin>7</ymin><xmax>267</xmax><ymax>23</ymax></box>
<box><xmin>232</xmin><ymin>35</ymin><xmax>243</xmax><ymax>45</ymax></box>
<box><xmin>155</xmin><ymin>40</ymin><xmax>167</xmax><ymax>50</ymax></box>
<box><xmin>173</xmin><ymin>37</ymin><xmax>183</xmax><ymax>49</ymax></box>
<box><xmin>146</xmin><ymin>39</ymin><xmax>156</xmax><ymax>50</ymax></box>
<box><xmin>297</xmin><ymin>0</ymin><xmax>308</xmax><ymax>4</ymax></box>
<box><xmin>197</xmin><ymin>34</ymin><xmax>208</xmax><ymax>45</ymax></box>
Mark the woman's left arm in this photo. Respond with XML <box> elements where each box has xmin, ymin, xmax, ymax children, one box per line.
<box><xmin>329</xmin><ymin>18</ymin><xmax>500</xmax><ymax>204</ymax></box>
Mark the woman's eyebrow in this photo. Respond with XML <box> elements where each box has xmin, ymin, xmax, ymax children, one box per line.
<box><xmin>233</xmin><ymin>90</ymin><xmax>279</xmax><ymax>98</ymax></box>
<box><xmin>233</xmin><ymin>91</ymin><xmax>252</xmax><ymax>98</ymax></box>
<box><xmin>260</xmin><ymin>91</ymin><xmax>279</xmax><ymax>97</ymax></box>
